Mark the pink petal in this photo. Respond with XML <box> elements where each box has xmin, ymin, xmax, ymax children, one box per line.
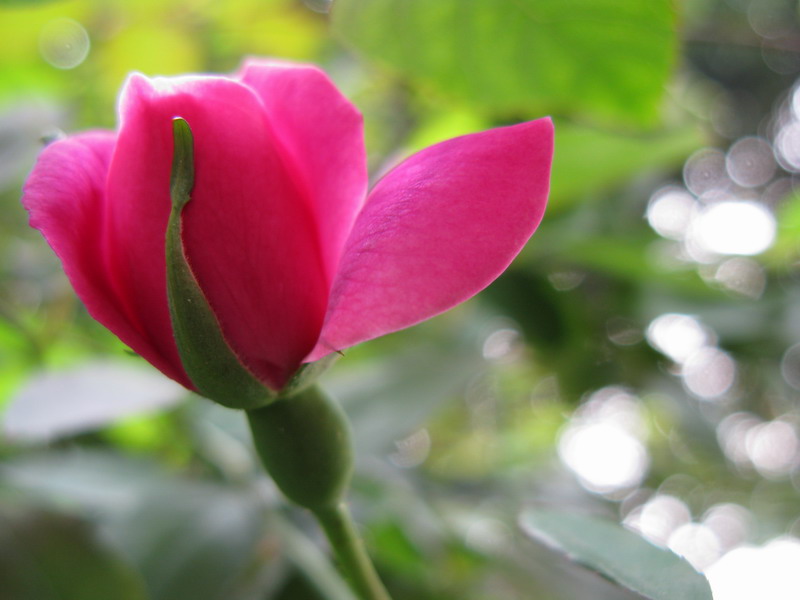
<box><xmin>238</xmin><ymin>59</ymin><xmax>367</xmax><ymax>287</ymax></box>
<box><xmin>308</xmin><ymin>117</ymin><xmax>554</xmax><ymax>361</ymax></box>
<box><xmin>22</xmin><ymin>132</ymin><xmax>192</xmax><ymax>386</ymax></box>
<box><xmin>106</xmin><ymin>73</ymin><xmax>328</xmax><ymax>388</ymax></box>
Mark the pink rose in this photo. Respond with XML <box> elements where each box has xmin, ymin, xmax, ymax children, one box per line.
<box><xmin>22</xmin><ymin>59</ymin><xmax>553</xmax><ymax>393</ymax></box>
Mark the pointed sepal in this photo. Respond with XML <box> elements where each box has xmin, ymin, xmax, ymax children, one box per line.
<box><xmin>165</xmin><ymin>117</ymin><xmax>277</xmax><ymax>409</ymax></box>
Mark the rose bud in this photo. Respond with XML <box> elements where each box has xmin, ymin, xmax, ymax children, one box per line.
<box><xmin>22</xmin><ymin>59</ymin><xmax>553</xmax><ymax>409</ymax></box>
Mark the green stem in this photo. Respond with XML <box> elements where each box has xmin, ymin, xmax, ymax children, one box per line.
<box><xmin>246</xmin><ymin>386</ymin><xmax>393</xmax><ymax>600</ymax></box>
<box><xmin>312</xmin><ymin>502</ymin><xmax>393</xmax><ymax>600</ymax></box>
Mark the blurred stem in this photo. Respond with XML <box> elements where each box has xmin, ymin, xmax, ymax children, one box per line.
<box><xmin>312</xmin><ymin>502</ymin><xmax>392</xmax><ymax>600</ymax></box>
<box><xmin>272</xmin><ymin>513</ymin><xmax>358</xmax><ymax>600</ymax></box>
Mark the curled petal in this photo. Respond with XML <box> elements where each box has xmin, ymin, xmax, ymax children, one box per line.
<box><xmin>308</xmin><ymin>118</ymin><xmax>554</xmax><ymax>360</ymax></box>
<box><xmin>22</xmin><ymin>132</ymin><xmax>192</xmax><ymax>386</ymax></box>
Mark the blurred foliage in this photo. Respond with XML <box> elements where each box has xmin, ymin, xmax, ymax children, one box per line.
<box><xmin>333</xmin><ymin>0</ymin><xmax>677</xmax><ymax>127</ymax></box>
<box><xmin>2</xmin><ymin>0</ymin><xmax>800</xmax><ymax>599</ymax></box>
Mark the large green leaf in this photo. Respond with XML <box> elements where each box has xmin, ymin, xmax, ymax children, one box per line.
<box><xmin>3</xmin><ymin>360</ymin><xmax>186</xmax><ymax>443</ymax></box>
<box><xmin>0</xmin><ymin>504</ymin><xmax>147</xmax><ymax>600</ymax></box>
<box><xmin>549</xmin><ymin>123</ymin><xmax>703</xmax><ymax>212</ymax></box>
<box><xmin>1</xmin><ymin>451</ymin><xmax>270</xmax><ymax>600</ymax></box>
<box><xmin>520</xmin><ymin>509</ymin><xmax>713</xmax><ymax>600</ymax></box>
<box><xmin>332</xmin><ymin>0</ymin><xmax>678</xmax><ymax>126</ymax></box>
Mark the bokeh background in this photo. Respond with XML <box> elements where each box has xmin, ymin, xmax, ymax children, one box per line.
<box><xmin>1</xmin><ymin>0</ymin><xmax>800</xmax><ymax>598</ymax></box>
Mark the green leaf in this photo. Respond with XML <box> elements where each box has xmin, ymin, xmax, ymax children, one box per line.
<box><xmin>519</xmin><ymin>509</ymin><xmax>713</xmax><ymax>600</ymax></box>
<box><xmin>165</xmin><ymin>118</ymin><xmax>276</xmax><ymax>409</ymax></box>
<box><xmin>332</xmin><ymin>0</ymin><xmax>678</xmax><ymax>126</ymax></box>
<box><xmin>3</xmin><ymin>360</ymin><xmax>185</xmax><ymax>443</ymax></box>
<box><xmin>0</xmin><ymin>0</ymin><xmax>60</xmax><ymax>5</ymax></box>
<box><xmin>325</xmin><ymin>337</ymin><xmax>486</xmax><ymax>454</ymax></box>
<box><xmin>1</xmin><ymin>450</ymin><xmax>272</xmax><ymax>600</ymax></box>
<box><xmin>0</xmin><ymin>503</ymin><xmax>147</xmax><ymax>600</ymax></box>
<box><xmin>549</xmin><ymin>122</ymin><xmax>704</xmax><ymax>212</ymax></box>
<box><xmin>553</xmin><ymin>236</ymin><xmax>713</xmax><ymax>298</ymax></box>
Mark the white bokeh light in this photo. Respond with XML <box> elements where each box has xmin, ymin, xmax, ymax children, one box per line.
<box><xmin>775</xmin><ymin>120</ymin><xmax>800</xmax><ymax>171</ymax></box>
<box><xmin>647</xmin><ymin>186</ymin><xmax>697</xmax><ymax>240</ymax></box>
<box><xmin>702</xmin><ymin>504</ymin><xmax>751</xmax><ymax>553</ymax></box>
<box><xmin>624</xmin><ymin>494</ymin><xmax>692</xmax><ymax>547</ymax></box>
<box><xmin>683</xmin><ymin>148</ymin><xmax>730</xmax><ymax>197</ymax></box>
<box><xmin>780</xmin><ymin>342</ymin><xmax>800</xmax><ymax>390</ymax></box>
<box><xmin>725</xmin><ymin>136</ymin><xmax>776</xmax><ymax>187</ymax></box>
<box><xmin>745</xmin><ymin>419</ymin><xmax>800</xmax><ymax>478</ymax></box>
<box><xmin>668</xmin><ymin>522</ymin><xmax>722</xmax><ymax>571</ymax></box>
<box><xmin>558</xmin><ymin>388</ymin><xmax>649</xmax><ymax>495</ymax></box>
<box><xmin>714</xmin><ymin>257</ymin><xmax>766</xmax><ymax>298</ymax></box>
<box><xmin>690</xmin><ymin>200</ymin><xmax>776</xmax><ymax>256</ymax></box>
<box><xmin>706</xmin><ymin>537</ymin><xmax>800</xmax><ymax>600</ymax></box>
<box><xmin>559</xmin><ymin>423</ymin><xmax>648</xmax><ymax>494</ymax></box>
<box><xmin>717</xmin><ymin>412</ymin><xmax>762</xmax><ymax>467</ymax></box>
<box><xmin>646</xmin><ymin>313</ymin><xmax>711</xmax><ymax>364</ymax></box>
<box><xmin>39</xmin><ymin>18</ymin><xmax>90</xmax><ymax>70</ymax></box>
<box><xmin>482</xmin><ymin>328</ymin><xmax>522</xmax><ymax>362</ymax></box>
<box><xmin>681</xmin><ymin>347</ymin><xmax>736</xmax><ymax>400</ymax></box>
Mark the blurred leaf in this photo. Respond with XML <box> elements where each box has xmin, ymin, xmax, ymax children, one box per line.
<box><xmin>3</xmin><ymin>360</ymin><xmax>186</xmax><ymax>443</ymax></box>
<box><xmin>98</xmin><ymin>25</ymin><xmax>202</xmax><ymax>101</ymax></box>
<box><xmin>0</xmin><ymin>503</ymin><xmax>147</xmax><ymax>600</ymax></box>
<box><xmin>0</xmin><ymin>450</ymin><xmax>172</xmax><ymax>515</ymax></box>
<box><xmin>549</xmin><ymin>123</ymin><xmax>704</xmax><ymax>212</ymax></box>
<box><xmin>116</xmin><ymin>484</ymin><xmax>268</xmax><ymax>600</ymax></box>
<box><xmin>272</xmin><ymin>515</ymin><xmax>357</xmax><ymax>600</ymax></box>
<box><xmin>405</xmin><ymin>108</ymin><xmax>490</xmax><ymax>152</ymax></box>
<box><xmin>324</xmin><ymin>338</ymin><xmax>485</xmax><ymax>455</ymax></box>
<box><xmin>1</xmin><ymin>450</ymin><xmax>272</xmax><ymax>600</ymax></box>
<box><xmin>0</xmin><ymin>0</ymin><xmax>61</xmax><ymax>4</ymax></box>
<box><xmin>209</xmin><ymin>0</ymin><xmax>325</xmax><ymax>60</ymax></box>
<box><xmin>332</xmin><ymin>0</ymin><xmax>678</xmax><ymax>126</ymax></box>
<box><xmin>554</xmin><ymin>236</ymin><xmax>712</xmax><ymax>297</ymax></box>
<box><xmin>766</xmin><ymin>189</ymin><xmax>800</xmax><ymax>266</ymax></box>
<box><xmin>520</xmin><ymin>509</ymin><xmax>713</xmax><ymax>600</ymax></box>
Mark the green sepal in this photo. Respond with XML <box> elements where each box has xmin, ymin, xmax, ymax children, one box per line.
<box><xmin>165</xmin><ymin>117</ymin><xmax>276</xmax><ymax>410</ymax></box>
<box><xmin>280</xmin><ymin>353</ymin><xmax>339</xmax><ymax>399</ymax></box>
<box><xmin>246</xmin><ymin>385</ymin><xmax>353</xmax><ymax>510</ymax></box>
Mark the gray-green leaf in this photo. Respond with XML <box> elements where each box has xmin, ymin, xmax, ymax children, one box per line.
<box><xmin>519</xmin><ymin>509</ymin><xmax>713</xmax><ymax>600</ymax></box>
